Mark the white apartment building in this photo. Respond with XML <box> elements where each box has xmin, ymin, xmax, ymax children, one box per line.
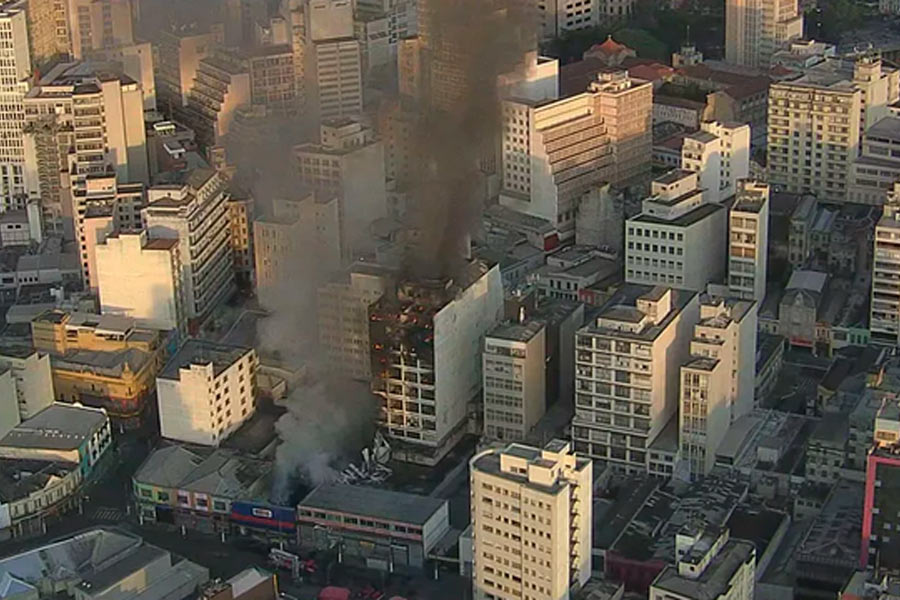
<box><xmin>728</xmin><ymin>181</ymin><xmax>769</xmax><ymax>302</ymax></box>
<box><xmin>295</xmin><ymin>119</ymin><xmax>386</xmax><ymax>247</ymax></box>
<box><xmin>725</xmin><ymin>0</ymin><xmax>803</xmax><ymax>69</ymax></box>
<box><xmin>589</xmin><ymin>70</ymin><xmax>653</xmax><ymax>188</ymax></box>
<box><xmin>318</xmin><ymin>266</ymin><xmax>389</xmax><ymax>381</ymax></box>
<box><xmin>70</xmin><ymin>176</ymin><xmax>144</xmax><ymax>289</ymax></box>
<box><xmin>768</xmin><ymin>56</ymin><xmax>899</xmax><ymax>203</ymax></box>
<box><xmin>372</xmin><ymin>262</ymin><xmax>504</xmax><ymax>466</ymax></box>
<box><xmin>143</xmin><ymin>169</ymin><xmax>234</xmax><ymax>323</ymax></box>
<box><xmin>650</xmin><ymin>526</ymin><xmax>756</xmax><ymax>600</ymax></box>
<box><xmin>184</xmin><ymin>50</ymin><xmax>251</xmax><ymax>147</ymax></box>
<box><xmin>625</xmin><ymin>170</ymin><xmax>727</xmax><ymax>292</ymax></box>
<box><xmin>470</xmin><ymin>440</ymin><xmax>592</xmax><ymax>600</ymax></box>
<box><xmin>499</xmin><ymin>91</ymin><xmax>613</xmax><ymax>242</ymax></box>
<box><xmin>483</xmin><ymin>320</ymin><xmax>546</xmax><ymax>442</ymax></box>
<box><xmin>680</xmin><ymin>295</ymin><xmax>757</xmax><ymax>479</ymax></box>
<box><xmin>573</xmin><ymin>286</ymin><xmax>700</xmax><ymax>473</ymax></box>
<box><xmin>157</xmin><ymin>339</ymin><xmax>257</xmax><ymax>446</ymax></box>
<box><xmin>681</xmin><ymin>121</ymin><xmax>750</xmax><ymax>203</ymax></box>
<box><xmin>0</xmin><ymin>2</ymin><xmax>35</xmax><ymax>212</ymax></box>
<box><xmin>95</xmin><ymin>231</ymin><xmax>185</xmax><ymax>334</ymax></box>
<box><xmin>871</xmin><ymin>182</ymin><xmax>900</xmax><ymax>345</ymax></box>
<box><xmin>306</xmin><ymin>0</ymin><xmax>362</xmax><ymax>121</ymax></box>
<box><xmin>0</xmin><ymin>368</ymin><xmax>17</xmax><ymax>438</ymax></box>
<box><xmin>253</xmin><ymin>193</ymin><xmax>342</xmax><ymax>310</ymax></box>
<box><xmin>0</xmin><ymin>346</ymin><xmax>54</xmax><ymax>420</ymax></box>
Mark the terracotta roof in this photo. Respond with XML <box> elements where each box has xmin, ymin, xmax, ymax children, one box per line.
<box><xmin>591</xmin><ymin>35</ymin><xmax>627</xmax><ymax>55</ymax></box>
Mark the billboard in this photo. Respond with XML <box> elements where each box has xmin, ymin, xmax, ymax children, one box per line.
<box><xmin>230</xmin><ymin>501</ymin><xmax>296</xmax><ymax>532</ymax></box>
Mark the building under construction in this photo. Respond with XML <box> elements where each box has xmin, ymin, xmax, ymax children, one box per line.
<box><xmin>369</xmin><ymin>260</ymin><xmax>503</xmax><ymax>465</ymax></box>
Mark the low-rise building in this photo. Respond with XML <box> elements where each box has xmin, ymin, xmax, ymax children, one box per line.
<box><xmin>133</xmin><ymin>444</ymin><xmax>272</xmax><ymax>534</ymax></box>
<box><xmin>0</xmin><ymin>459</ymin><xmax>81</xmax><ymax>539</ymax></box>
<box><xmin>0</xmin><ymin>403</ymin><xmax>112</xmax><ymax>478</ymax></box>
<box><xmin>156</xmin><ymin>339</ymin><xmax>257</xmax><ymax>447</ymax></box>
<box><xmin>297</xmin><ymin>483</ymin><xmax>450</xmax><ymax>572</ymax></box>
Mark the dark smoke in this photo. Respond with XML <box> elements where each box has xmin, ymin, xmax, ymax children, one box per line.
<box><xmin>400</xmin><ymin>0</ymin><xmax>535</xmax><ymax>279</ymax></box>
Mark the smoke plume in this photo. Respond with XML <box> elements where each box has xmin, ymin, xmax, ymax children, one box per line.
<box><xmin>400</xmin><ymin>0</ymin><xmax>536</xmax><ymax>279</ymax></box>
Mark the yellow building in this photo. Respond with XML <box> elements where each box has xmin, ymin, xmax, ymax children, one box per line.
<box><xmin>32</xmin><ymin>310</ymin><xmax>169</xmax><ymax>427</ymax></box>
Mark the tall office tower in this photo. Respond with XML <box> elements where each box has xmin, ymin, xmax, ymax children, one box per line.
<box><xmin>155</xmin><ymin>27</ymin><xmax>220</xmax><ymax>116</ymax></box>
<box><xmin>871</xmin><ymin>182</ymin><xmax>900</xmax><ymax>345</ymax></box>
<box><xmin>318</xmin><ymin>266</ymin><xmax>390</xmax><ymax>381</ymax></box>
<box><xmin>679</xmin><ymin>294</ymin><xmax>757</xmax><ymax>479</ymax></box>
<box><xmin>572</xmin><ymin>286</ymin><xmax>699</xmax><ymax>474</ymax></box>
<box><xmin>0</xmin><ymin>2</ymin><xmax>33</xmax><ymax>213</ymax></box>
<box><xmin>728</xmin><ymin>181</ymin><xmax>769</xmax><ymax>302</ymax></box>
<box><xmin>245</xmin><ymin>44</ymin><xmax>300</xmax><ymax>115</ymax></box>
<box><xmin>305</xmin><ymin>0</ymin><xmax>362</xmax><ymax>121</ymax></box>
<box><xmin>227</xmin><ymin>196</ymin><xmax>253</xmax><ymax>289</ymax></box>
<box><xmin>23</xmin><ymin>62</ymin><xmax>149</xmax><ymax>236</ymax></box>
<box><xmin>768</xmin><ymin>56</ymin><xmax>900</xmax><ymax>203</ymax></box>
<box><xmin>275</xmin><ymin>0</ymin><xmax>306</xmax><ymax>110</ymax></box>
<box><xmin>499</xmin><ymin>90</ymin><xmax>614</xmax><ymax>242</ymax></box>
<box><xmin>470</xmin><ymin>440</ymin><xmax>592</xmax><ymax>600</ymax></box>
<box><xmin>184</xmin><ymin>50</ymin><xmax>251</xmax><ymax>148</ymax></box>
<box><xmin>482</xmin><ymin>320</ymin><xmax>546</xmax><ymax>442</ymax></box>
<box><xmin>589</xmin><ymin>70</ymin><xmax>653</xmax><ymax>188</ymax></box>
<box><xmin>143</xmin><ymin>169</ymin><xmax>234</xmax><ymax>326</ymax></box>
<box><xmin>253</xmin><ymin>194</ymin><xmax>342</xmax><ymax>310</ymax></box>
<box><xmin>861</xmin><ymin>401</ymin><xmax>900</xmax><ymax>570</ymax></box>
<box><xmin>725</xmin><ymin>0</ymin><xmax>803</xmax><ymax>69</ymax></box>
<box><xmin>681</xmin><ymin>121</ymin><xmax>751</xmax><ymax>204</ymax></box>
<box><xmin>650</xmin><ymin>526</ymin><xmax>756</xmax><ymax>600</ymax></box>
<box><xmin>371</xmin><ymin>262</ymin><xmax>504</xmax><ymax>466</ymax></box>
<box><xmin>295</xmin><ymin>119</ymin><xmax>386</xmax><ymax>251</ymax></box>
<box><xmin>67</xmin><ymin>0</ymin><xmax>134</xmax><ymax>60</ymax></box>
<box><xmin>357</xmin><ymin>0</ymin><xmax>417</xmax><ymax>55</ymax></box>
<box><xmin>71</xmin><ymin>175</ymin><xmax>144</xmax><ymax>288</ymax></box>
<box><xmin>95</xmin><ymin>230</ymin><xmax>186</xmax><ymax>334</ymax></box>
<box><xmin>625</xmin><ymin>171</ymin><xmax>727</xmax><ymax>292</ymax></box>
<box><xmin>223</xmin><ymin>0</ymin><xmax>268</xmax><ymax>48</ymax></box>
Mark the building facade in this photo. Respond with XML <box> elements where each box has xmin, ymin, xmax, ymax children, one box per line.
<box><xmin>728</xmin><ymin>181</ymin><xmax>769</xmax><ymax>302</ymax></box>
<box><xmin>725</xmin><ymin>0</ymin><xmax>803</xmax><ymax>69</ymax></box>
<box><xmin>470</xmin><ymin>440</ymin><xmax>592</xmax><ymax>600</ymax></box>
<box><xmin>0</xmin><ymin>346</ymin><xmax>54</xmax><ymax>420</ymax></box>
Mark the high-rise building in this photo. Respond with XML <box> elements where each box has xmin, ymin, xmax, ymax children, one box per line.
<box><xmin>66</xmin><ymin>0</ymin><xmax>134</xmax><ymax>60</ymax></box>
<box><xmin>227</xmin><ymin>195</ymin><xmax>254</xmax><ymax>289</ymax></box>
<box><xmin>681</xmin><ymin>121</ymin><xmax>751</xmax><ymax>203</ymax></box>
<box><xmin>482</xmin><ymin>320</ymin><xmax>546</xmax><ymax>442</ymax></box>
<box><xmin>572</xmin><ymin>285</ymin><xmax>699</xmax><ymax>474</ymax></box>
<box><xmin>371</xmin><ymin>262</ymin><xmax>504</xmax><ymax>465</ymax></box>
<box><xmin>768</xmin><ymin>56</ymin><xmax>899</xmax><ymax>203</ymax></box>
<box><xmin>318</xmin><ymin>266</ymin><xmax>390</xmax><ymax>381</ymax></box>
<box><xmin>679</xmin><ymin>294</ymin><xmax>757</xmax><ymax>479</ymax></box>
<box><xmin>534</xmin><ymin>0</ymin><xmax>601</xmax><ymax>41</ymax></box>
<box><xmin>253</xmin><ymin>194</ymin><xmax>342</xmax><ymax>310</ymax></box>
<box><xmin>245</xmin><ymin>44</ymin><xmax>300</xmax><ymax>116</ymax></box>
<box><xmin>499</xmin><ymin>88</ymin><xmax>614</xmax><ymax>242</ymax></box>
<box><xmin>70</xmin><ymin>175</ymin><xmax>144</xmax><ymax>289</ymax></box>
<box><xmin>26</xmin><ymin>0</ymin><xmax>71</xmax><ymax>69</ymax></box>
<box><xmin>0</xmin><ymin>2</ymin><xmax>34</xmax><ymax>213</ymax></box>
<box><xmin>728</xmin><ymin>181</ymin><xmax>769</xmax><ymax>302</ymax></box>
<box><xmin>95</xmin><ymin>230</ymin><xmax>185</xmax><ymax>334</ymax></box>
<box><xmin>305</xmin><ymin>0</ymin><xmax>362</xmax><ymax>121</ymax></box>
<box><xmin>650</xmin><ymin>526</ymin><xmax>756</xmax><ymax>600</ymax></box>
<box><xmin>295</xmin><ymin>119</ymin><xmax>387</xmax><ymax>248</ymax></box>
<box><xmin>23</xmin><ymin>61</ymin><xmax>149</xmax><ymax>238</ymax></box>
<box><xmin>589</xmin><ymin>69</ymin><xmax>653</xmax><ymax>188</ymax></box>
<box><xmin>625</xmin><ymin>170</ymin><xmax>727</xmax><ymax>292</ymax></box>
<box><xmin>725</xmin><ymin>0</ymin><xmax>803</xmax><ymax>69</ymax></box>
<box><xmin>871</xmin><ymin>182</ymin><xmax>900</xmax><ymax>345</ymax></box>
<box><xmin>183</xmin><ymin>50</ymin><xmax>251</xmax><ymax>147</ymax></box>
<box><xmin>849</xmin><ymin>116</ymin><xmax>900</xmax><ymax>206</ymax></box>
<box><xmin>155</xmin><ymin>27</ymin><xmax>220</xmax><ymax>115</ymax></box>
<box><xmin>470</xmin><ymin>440</ymin><xmax>592</xmax><ymax>600</ymax></box>
<box><xmin>156</xmin><ymin>339</ymin><xmax>257</xmax><ymax>447</ymax></box>
<box><xmin>143</xmin><ymin>169</ymin><xmax>234</xmax><ymax>325</ymax></box>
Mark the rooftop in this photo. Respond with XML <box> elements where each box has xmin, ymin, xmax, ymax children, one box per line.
<box><xmin>582</xmin><ymin>285</ymin><xmax>695</xmax><ymax>342</ymax></box>
<box><xmin>631</xmin><ymin>202</ymin><xmax>724</xmax><ymax>228</ymax></box>
<box><xmin>159</xmin><ymin>339</ymin><xmax>253</xmax><ymax>380</ymax></box>
<box><xmin>0</xmin><ymin>403</ymin><xmax>107</xmax><ymax>451</ymax></box>
<box><xmin>488</xmin><ymin>320</ymin><xmax>545</xmax><ymax>343</ymax></box>
<box><xmin>651</xmin><ymin>539</ymin><xmax>755</xmax><ymax>600</ymax></box>
<box><xmin>299</xmin><ymin>483</ymin><xmax>447</xmax><ymax>526</ymax></box>
<box><xmin>0</xmin><ymin>459</ymin><xmax>79</xmax><ymax>503</ymax></box>
<box><xmin>867</xmin><ymin>115</ymin><xmax>900</xmax><ymax>142</ymax></box>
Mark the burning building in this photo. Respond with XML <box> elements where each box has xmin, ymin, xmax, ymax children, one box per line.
<box><xmin>370</xmin><ymin>260</ymin><xmax>503</xmax><ymax>465</ymax></box>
